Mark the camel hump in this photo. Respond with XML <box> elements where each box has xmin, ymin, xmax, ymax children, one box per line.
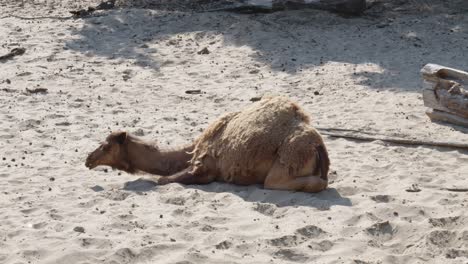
<box><xmin>316</xmin><ymin>144</ymin><xmax>330</xmax><ymax>181</ymax></box>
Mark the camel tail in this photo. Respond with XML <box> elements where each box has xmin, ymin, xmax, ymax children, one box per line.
<box><xmin>317</xmin><ymin>144</ymin><xmax>330</xmax><ymax>181</ymax></box>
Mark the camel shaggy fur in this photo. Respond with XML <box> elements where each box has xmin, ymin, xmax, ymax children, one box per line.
<box><xmin>86</xmin><ymin>96</ymin><xmax>330</xmax><ymax>193</ymax></box>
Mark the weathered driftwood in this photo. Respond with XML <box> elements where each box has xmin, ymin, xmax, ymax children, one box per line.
<box><xmin>426</xmin><ymin>109</ymin><xmax>468</xmax><ymax>128</ymax></box>
<box><xmin>421</xmin><ymin>63</ymin><xmax>468</xmax><ymax>127</ymax></box>
<box><xmin>205</xmin><ymin>0</ymin><xmax>366</xmax><ymax>15</ymax></box>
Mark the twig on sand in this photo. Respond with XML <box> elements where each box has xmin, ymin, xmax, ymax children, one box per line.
<box><xmin>318</xmin><ymin>128</ymin><xmax>468</xmax><ymax>151</ymax></box>
<box><xmin>0</xmin><ymin>15</ymin><xmax>72</xmax><ymax>20</ymax></box>
<box><xmin>25</xmin><ymin>87</ymin><xmax>48</xmax><ymax>94</ymax></box>
<box><xmin>0</xmin><ymin>48</ymin><xmax>25</xmax><ymax>62</ymax></box>
<box><xmin>443</xmin><ymin>188</ymin><xmax>468</xmax><ymax>192</ymax></box>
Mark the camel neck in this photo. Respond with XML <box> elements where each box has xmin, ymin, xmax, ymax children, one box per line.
<box><xmin>126</xmin><ymin>138</ymin><xmax>193</xmax><ymax>176</ymax></box>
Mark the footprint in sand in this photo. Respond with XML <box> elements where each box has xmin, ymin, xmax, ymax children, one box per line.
<box><xmin>426</xmin><ymin>230</ymin><xmax>456</xmax><ymax>247</ymax></box>
<box><xmin>101</xmin><ymin>190</ymin><xmax>130</xmax><ymax>201</ymax></box>
<box><xmin>296</xmin><ymin>225</ymin><xmax>326</xmax><ymax>239</ymax></box>
<box><xmin>269</xmin><ymin>235</ymin><xmax>301</xmax><ymax>247</ymax></box>
<box><xmin>253</xmin><ymin>202</ymin><xmax>276</xmax><ymax>216</ymax></box>
<box><xmin>446</xmin><ymin>248</ymin><xmax>468</xmax><ymax>259</ymax></box>
<box><xmin>274</xmin><ymin>249</ymin><xmax>309</xmax><ymax>262</ymax></box>
<box><xmin>370</xmin><ymin>194</ymin><xmax>393</xmax><ymax>203</ymax></box>
<box><xmin>164</xmin><ymin>197</ymin><xmax>186</xmax><ymax>206</ymax></box>
<box><xmin>428</xmin><ymin>216</ymin><xmax>462</xmax><ymax>228</ymax></box>
<box><xmin>365</xmin><ymin>221</ymin><xmax>395</xmax><ymax>241</ymax></box>
<box><xmin>308</xmin><ymin>240</ymin><xmax>334</xmax><ymax>252</ymax></box>
<box><xmin>269</xmin><ymin>225</ymin><xmax>327</xmax><ymax>247</ymax></box>
<box><xmin>215</xmin><ymin>240</ymin><xmax>233</xmax><ymax>250</ymax></box>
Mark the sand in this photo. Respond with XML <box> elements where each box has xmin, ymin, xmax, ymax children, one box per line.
<box><xmin>1</xmin><ymin>1</ymin><xmax>468</xmax><ymax>263</ymax></box>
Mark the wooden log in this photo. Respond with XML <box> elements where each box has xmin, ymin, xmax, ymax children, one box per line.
<box><xmin>421</xmin><ymin>63</ymin><xmax>468</xmax><ymax>127</ymax></box>
<box><xmin>436</xmin><ymin>86</ymin><xmax>468</xmax><ymax>118</ymax></box>
<box><xmin>422</xmin><ymin>89</ymin><xmax>449</xmax><ymax>112</ymax></box>
<box><xmin>421</xmin><ymin>64</ymin><xmax>468</xmax><ymax>84</ymax></box>
<box><xmin>426</xmin><ymin>109</ymin><xmax>468</xmax><ymax>128</ymax></box>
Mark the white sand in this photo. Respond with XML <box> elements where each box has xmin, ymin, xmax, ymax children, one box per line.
<box><xmin>1</xmin><ymin>1</ymin><xmax>468</xmax><ymax>263</ymax></box>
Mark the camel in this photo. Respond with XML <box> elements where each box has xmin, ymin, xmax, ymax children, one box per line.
<box><xmin>85</xmin><ymin>96</ymin><xmax>330</xmax><ymax>193</ymax></box>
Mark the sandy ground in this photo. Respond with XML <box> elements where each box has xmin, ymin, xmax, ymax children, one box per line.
<box><xmin>1</xmin><ymin>1</ymin><xmax>468</xmax><ymax>263</ymax></box>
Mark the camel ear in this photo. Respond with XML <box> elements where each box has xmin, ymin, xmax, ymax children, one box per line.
<box><xmin>112</xmin><ymin>131</ymin><xmax>128</xmax><ymax>145</ymax></box>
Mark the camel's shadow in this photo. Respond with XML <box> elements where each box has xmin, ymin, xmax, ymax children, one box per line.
<box><xmin>122</xmin><ymin>178</ymin><xmax>351</xmax><ymax>209</ymax></box>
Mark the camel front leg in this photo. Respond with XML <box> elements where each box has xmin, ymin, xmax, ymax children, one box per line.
<box><xmin>158</xmin><ymin>167</ymin><xmax>215</xmax><ymax>185</ymax></box>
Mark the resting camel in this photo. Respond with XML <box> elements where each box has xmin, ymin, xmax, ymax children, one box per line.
<box><xmin>85</xmin><ymin>96</ymin><xmax>330</xmax><ymax>192</ymax></box>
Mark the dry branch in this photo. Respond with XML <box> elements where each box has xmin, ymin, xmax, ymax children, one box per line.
<box><xmin>318</xmin><ymin>128</ymin><xmax>468</xmax><ymax>151</ymax></box>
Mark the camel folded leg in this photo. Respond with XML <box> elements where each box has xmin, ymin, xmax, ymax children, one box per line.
<box><xmin>158</xmin><ymin>167</ymin><xmax>214</xmax><ymax>185</ymax></box>
<box><xmin>264</xmin><ymin>160</ymin><xmax>328</xmax><ymax>193</ymax></box>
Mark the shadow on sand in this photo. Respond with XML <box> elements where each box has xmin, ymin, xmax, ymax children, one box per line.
<box><xmin>65</xmin><ymin>4</ymin><xmax>468</xmax><ymax>92</ymax></box>
<box><xmin>122</xmin><ymin>178</ymin><xmax>352</xmax><ymax>209</ymax></box>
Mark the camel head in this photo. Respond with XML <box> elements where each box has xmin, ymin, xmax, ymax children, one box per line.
<box><xmin>85</xmin><ymin>131</ymin><xmax>132</xmax><ymax>172</ymax></box>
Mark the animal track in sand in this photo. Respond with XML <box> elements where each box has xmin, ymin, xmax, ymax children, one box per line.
<box><xmin>172</xmin><ymin>208</ymin><xmax>193</xmax><ymax>217</ymax></box>
<box><xmin>164</xmin><ymin>197</ymin><xmax>186</xmax><ymax>206</ymax></box>
<box><xmin>296</xmin><ymin>225</ymin><xmax>326</xmax><ymax>239</ymax></box>
<box><xmin>426</xmin><ymin>230</ymin><xmax>456</xmax><ymax>247</ymax></box>
<box><xmin>269</xmin><ymin>225</ymin><xmax>327</xmax><ymax>247</ymax></box>
<box><xmin>365</xmin><ymin>221</ymin><xmax>395</xmax><ymax>241</ymax></box>
<box><xmin>215</xmin><ymin>240</ymin><xmax>233</xmax><ymax>250</ymax></box>
<box><xmin>101</xmin><ymin>190</ymin><xmax>130</xmax><ymax>201</ymax></box>
<box><xmin>446</xmin><ymin>248</ymin><xmax>468</xmax><ymax>259</ymax></box>
<box><xmin>308</xmin><ymin>240</ymin><xmax>334</xmax><ymax>252</ymax></box>
<box><xmin>428</xmin><ymin>216</ymin><xmax>462</xmax><ymax>228</ymax></box>
<box><xmin>253</xmin><ymin>202</ymin><xmax>276</xmax><ymax>216</ymax></box>
<box><xmin>269</xmin><ymin>235</ymin><xmax>302</xmax><ymax>247</ymax></box>
<box><xmin>201</xmin><ymin>225</ymin><xmax>218</xmax><ymax>232</ymax></box>
<box><xmin>370</xmin><ymin>194</ymin><xmax>393</xmax><ymax>203</ymax></box>
<box><xmin>274</xmin><ymin>249</ymin><xmax>309</xmax><ymax>262</ymax></box>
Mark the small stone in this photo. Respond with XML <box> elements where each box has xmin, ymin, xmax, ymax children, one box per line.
<box><xmin>49</xmin><ymin>177</ymin><xmax>55</xmax><ymax>181</ymax></box>
<box><xmin>314</xmin><ymin>91</ymin><xmax>320</xmax><ymax>96</ymax></box>
<box><xmin>185</xmin><ymin>89</ymin><xmax>202</xmax><ymax>95</ymax></box>
<box><xmin>73</xmin><ymin>226</ymin><xmax>85</xmax><ymax>233</ymax></box>
<box><xmin>197</xmin><ymin>47</ymin><xmax>210</xmax><ymax>55</ymax></box>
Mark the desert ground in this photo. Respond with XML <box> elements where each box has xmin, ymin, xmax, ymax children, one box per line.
<box><xmin>1</xmin><ymin>0</ymin><xmax>468</xmax><ymax>263</ymax></box>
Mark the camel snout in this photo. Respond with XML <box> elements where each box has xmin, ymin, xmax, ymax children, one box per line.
<box><xmin>85</xmin><ymin>155</ymin><xmax>97</xmax><ymax>169</ymax></box>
